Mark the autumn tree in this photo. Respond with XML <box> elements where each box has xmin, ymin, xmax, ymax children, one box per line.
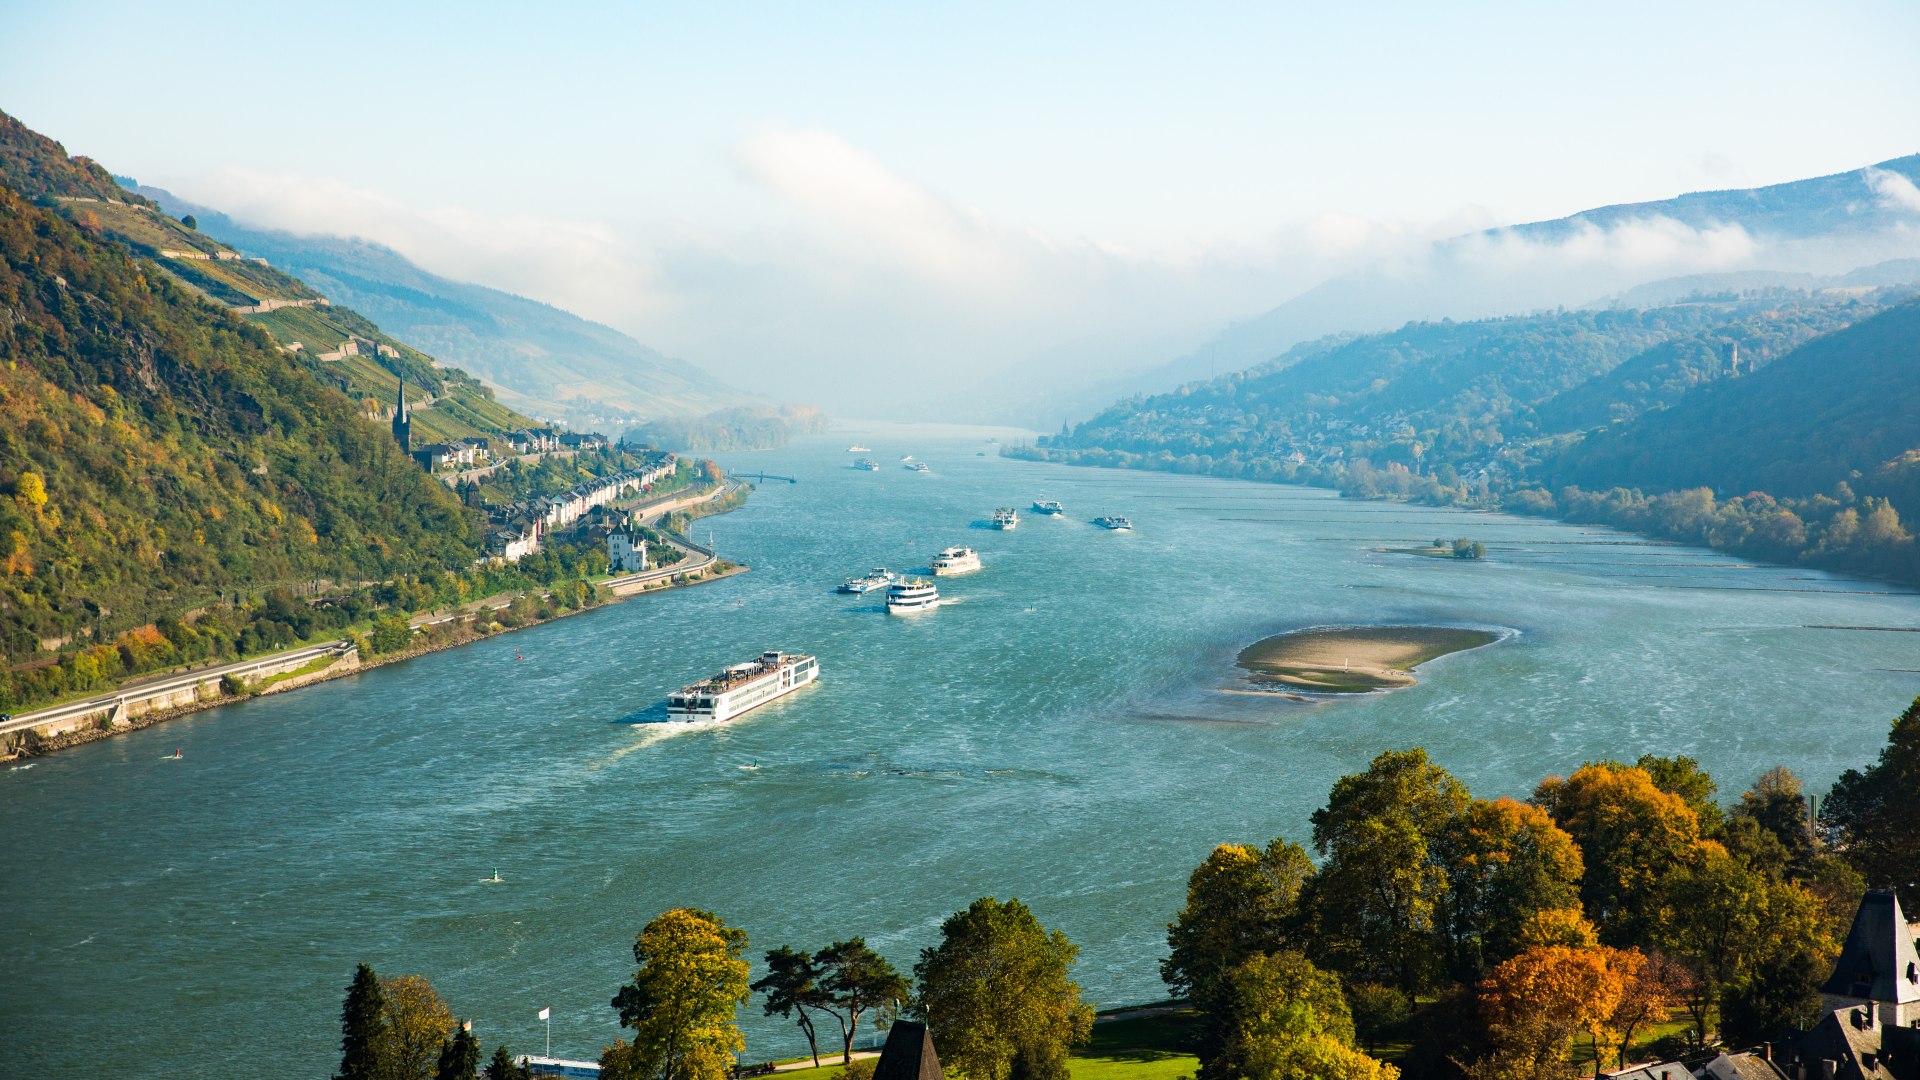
<box><xmin>913</xmin><ymin>897</ymin><xmax>1093</xmax><ymax>1080</ymax></box>
<box><xmin>602</xmin><ymin>908</ymin><xmax>751</xmax><ymax>1080</ymax></box>
<box><xmin>1218</xmin><ymin>951</ymin><xmax>1398</xmax><ymax>1080</ymax></box>
<box><xmin>378</xmin><ymin>974</ymin><xmax>456</xmax><ymax>1080</ymax></box>
<box><xmin>752</xmin><ymin>947</ymin><xmax>827</xmax><ymax>1067</ymax></box>
<box><xmin>1306</xmin><ymin>749</ymin><xmax>1470</xmax><ymax>994</ymax></box>
<box><xmin>338</xmin><ymin>963</ymin><xmax>388</xmax><ymax>1080</ymax></box>
<box><xmin>816</xmin><ymin>938</ymin><xmax>910</xmax><ymax>1064</ymax></box>
<box><xmin>1475</xmin><ymin>946</ymin><xmax>1619</xmax><ymax>1080</ymax></box>
<box><xmin>1633</xmin><ymin>754</ymin><xmax>1723</xmax><ymax>835</ymax></box>
<box><xmin>1532</xmin><ymin>763</ymin><xmax>1705</xmax><ymax>942</ymax></box>
<box><xmin>1164</xmin><ymin>839</ymin><xmax>1315</xmax><ymax>1071</ymax></box>
<box><xmin>1434</xmin><ymin>798</ymin><xmax>1584</xmax><ymax>980</ymax></box>
<box><xmin>1823</xmin><ymin>695</ymin><xmax>1920</xmax><ymax>899</ymax></box>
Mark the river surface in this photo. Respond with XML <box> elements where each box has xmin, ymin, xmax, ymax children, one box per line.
<box><xmin>6</xmin><ymin>422</ymin><xmax>1919</xmax><ymax>1078</ymax></box>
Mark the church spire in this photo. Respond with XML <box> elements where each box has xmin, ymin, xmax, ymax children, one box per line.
<box><xmin>392</xmin><ymin>375</ymin><xmax>411</xmax><ymax>452</ymax></box>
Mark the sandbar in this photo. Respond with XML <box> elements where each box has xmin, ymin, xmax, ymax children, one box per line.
<box><xmin>1235</xmin><ymin>625</ymin><xmax>1502</xmax><ymax>694</ymax></box>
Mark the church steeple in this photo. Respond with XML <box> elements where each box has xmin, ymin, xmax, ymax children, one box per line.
<box><xmin>392</xmin><ymin>375</ymin><xmax>411</xmax><ymax>452</ymax></box>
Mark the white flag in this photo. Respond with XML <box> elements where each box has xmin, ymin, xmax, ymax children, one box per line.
<box><xmin>538</xmin><ymin>1007</ymin><xmax>550</xmax><ymax>1021</ymax></box>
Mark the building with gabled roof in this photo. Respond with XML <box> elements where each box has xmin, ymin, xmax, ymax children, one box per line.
<box><xmin>1822</xmin><ymin>889</ymin><xmax>1920</xmax><ymax>1027</ymax></box>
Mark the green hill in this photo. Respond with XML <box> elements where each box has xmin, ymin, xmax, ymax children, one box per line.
<box><xmin>127</xmin><ymin>191</ymin><xmax>755</xmax><ymax>427</ymax></box>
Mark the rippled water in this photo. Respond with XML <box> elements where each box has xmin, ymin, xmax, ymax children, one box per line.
<box><xmin>6</xmin><ymin>422</ymin><xmax>1918</xmax><ymax>1078</ymax></box>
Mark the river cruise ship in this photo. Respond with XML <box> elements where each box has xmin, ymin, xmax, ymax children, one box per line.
<box><xmin>1032</xmin><ymin>499</ymin><xmax>1064</xmax><ymax>515</ymax></box>
<box><xmin>838</xmin><ymin>568</ymin><xmax>896</xmax><ymax>593</ymax></box>
<box><xmin>853</xmin><ymin>458</ymin><xmax>881</xmax><ymax>471</ymax></box>
<box><xmin>906</xmin><ymin>462</ymin><xmax>930</xmax><ymax>472</ymax></box>
<box><xmin>886</xmin><ymin>579</ymin><xmax>940</xmax><ymax>614</ymax></box>
<box><xmin>931</xmin><ymin>546</ymin><xmax>982</xmax><ymax>575</ymax></box>
<box><xmin>1094</xmin><ymin>516</ymin><xmax>1133</xmax><ymax>531</ymax></box>
<box><xmin>992</xmin><ymin>508</ymin><xmax>1019</xmax><ymax>529</ymax></box>
<box><xmin>667</xmin><ymin>651</ymin><xmax>820</xmax><ymax>722</ymax></box>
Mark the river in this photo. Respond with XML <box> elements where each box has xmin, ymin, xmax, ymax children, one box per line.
<box><xmin>5</xmin><ymin>422</ymin><xmax>1917</xmax><ymax>1078</ymax></box>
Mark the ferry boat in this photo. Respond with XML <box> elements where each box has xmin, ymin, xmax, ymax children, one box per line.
<box><xmin>1093</xmin><ymin>516</ymin><xmax>1133</xmax><ymax>531</ymax></box>
<box><xmin>1032</xmin><ymin>500</ymin><xmax>1064</xmax><ymax>515</ymax></box>
<box><xmin>992</xmin><ymin>507</ymin><xmax>1019</xmax><ymax>530</ymax></box>
<box><xmin>838</xmin><ymin>568</ymin><xmax>895</xmax><ymax>594</ymax></box>
<box><xmin>886</xmin><ymin>579</ymin><xmax>940</xmax><ymax>614</ymax></box>
<box><xmin>906</xmin><ymin>462</ymin><xmax>930</xmax><ymax>472</ymax></box>
<box><xmin>931</xmin><ymin>546</ymin><xmax>982</xmax><ymax>575</ymax></box>
<box><xmin>853</xmin><ymin>458</ymin><xmax>881</xmax><ymax>471</ymax></box>
<box><xmin>667</xmin><ymin>651</ymin><xmax>820</xmax><ymax>722</ymax></box>
<box><xmin>846</xmin><ymin>445</ymin><xmax>871</xmax><ymax>453</ymax></box>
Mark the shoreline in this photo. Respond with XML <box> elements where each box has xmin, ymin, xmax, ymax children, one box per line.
<box><xmin>1234</xmin><ymin>624</ymin><xmax>1505</xmax><ymax>694</ymax></box>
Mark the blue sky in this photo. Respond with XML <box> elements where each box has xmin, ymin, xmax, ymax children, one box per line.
<box><xmin>4</xmin><ymin>0</ymin><xmax>1918</xmax><ymax>394</ymax></box>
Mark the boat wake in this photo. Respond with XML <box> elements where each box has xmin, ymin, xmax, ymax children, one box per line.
<box><xmin>593</xmin><ymin>715</ymin><xmax>730</xmax><ymax>769</ymax></box>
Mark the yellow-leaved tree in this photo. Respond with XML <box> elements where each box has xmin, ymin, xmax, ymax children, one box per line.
<box><xmin>601</xmin><ymin>908</ymin><xmax>751</xmax><ymax>1080</ymax></box>
<box><xmin>375</xmin><ymin>973</ymin><xmax>455</xmax><ymax>1080</ymax></box>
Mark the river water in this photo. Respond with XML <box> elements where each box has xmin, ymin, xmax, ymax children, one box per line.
<box><xmin>6</xmin><ymin>423</ymin><xmax>1918</xmax><ymax>1078</ymax></box>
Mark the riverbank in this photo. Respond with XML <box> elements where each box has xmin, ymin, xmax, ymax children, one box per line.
<box><xmin>1234</xmin><ymin>625</ymin><xmax>1503</xmax><ymax>693</ymax></box>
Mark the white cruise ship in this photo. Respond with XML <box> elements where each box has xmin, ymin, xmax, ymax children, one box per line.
<box><xmin>667</xmin><ymin>651</ymin><xmax>819</xmax><ymax>722</ymax></box>
<box><xmin>886</xmin><ymin>579</ymin><xmax>940</xmax><ymax>614</ymax></box>
<box><xmin>1032</xmin><ymin>499</ymin><xmax>1064</xmax><ymax>515</ymax></box>
<box><xmin>992</xmin><ymin>507</ymin><xmax>1019</xmax><ymax>529</ymax></box>
<box><xmin>1093</xmin><ymin>516</ymin><xmax>1133</xmax><ymax>531</ymax></box>
<box><xmin>853</xmin><ymin>458</ymin><xmax>881</xmax><ymax>471</ymax></box>
<box><xmin>931</xmin><ymin>546</ymin><xmax>982</xmax><ymax>575</ymax></box>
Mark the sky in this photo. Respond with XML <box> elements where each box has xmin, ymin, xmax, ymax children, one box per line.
<box><xmin>4</xmin><ymin>0</ymin><xmax>1919</xmax><ymax>402</ymax></box>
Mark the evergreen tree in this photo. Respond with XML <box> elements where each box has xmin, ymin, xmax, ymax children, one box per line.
<box><xmin>483</xmin><ymin>1045</ymin><xmax>528</xmax><ymax>1080</ymax></box>
<box><xmin>1823</xmin><ymin>695</ymin><xmax>1920</xmax><ymax>900</ymax></box>
<box><xmin>336</xmin><ymin>963</ymin><xmax>387</xmax><ymax>1080</ymax></box>
<box><xmin>435</xmin><ymin>1024</ymin><xmax>482</xmax><ymax>1080</ymax></box>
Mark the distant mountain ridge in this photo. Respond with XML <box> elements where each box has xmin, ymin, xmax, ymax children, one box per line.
<box><xmin>131</xmin><ymin>187</ymin><xmax>756</xmax><ymax>428</ymax></box>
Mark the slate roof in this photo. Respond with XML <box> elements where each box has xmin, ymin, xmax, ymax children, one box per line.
<box><xmin>1823</xmin><ymin>890</ymin><xmax>1920</xmax><ymax>1005</ymax></box>
<box><xmin>1697</xmin><ymin>1051</ymin><xmax>1790</xmax><ymax>1080</ymax></box>
<box><xmin>872</xmin><ymin>1022</ymin><xmax>944</xmax><ymax>1080</ymax></box>
<box><xmin>1608</xmin><ymin>1063</ymin><xmax>1692</xmax><ymax>1080</ymax></box>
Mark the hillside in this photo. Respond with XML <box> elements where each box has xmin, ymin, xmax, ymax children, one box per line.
<box><xmin>129</xmin><ymin>190</ymin><xmax>754</xmax><ymax>428</ymax></box>
<box><xmin>0</xmin><ymin>181</ymin><xmax>479</xmax><ymax>658</ymax></box>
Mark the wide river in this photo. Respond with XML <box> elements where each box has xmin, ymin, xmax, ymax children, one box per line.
<box><xmin>7</xmin><ymin>423</ymin><xmax>1919</xmax><ymax>1078</ymax></box>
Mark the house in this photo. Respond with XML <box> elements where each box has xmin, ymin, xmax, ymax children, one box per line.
<box><xmin>607</xmin><ymin>530</ymin><xmax>649</xmax><ymax>574</ymax></box>
<box><xmin>1780</xmin><ymin>890</ymin><xmax>1920</xmax><ymax>1080</ymax></box>
<box><xmin>1607</xmin><ymin>1051</ymin><xmax>1785</xmax><ymax>1079</ymax></box>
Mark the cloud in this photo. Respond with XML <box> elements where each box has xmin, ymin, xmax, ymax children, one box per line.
<box><xmin>1865</xmin><ymin>167</ymin><xmax>1920</xmax><ymax>214</ymax></box>
<box><xmin>1457</xmin><ymin>215</ymin><xmax>1759</xmax><ymax>271</ymax></box>
<box><xmin>175</xmin><ymin>168</ymin><xmax>668</xmax><ymax>324</ymax></box>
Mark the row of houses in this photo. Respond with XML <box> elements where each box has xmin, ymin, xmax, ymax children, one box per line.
<box><xmin>483</xmin><ymin>453</ymin><xmax>678</xmax><ymax>562</ymax></box>
<box><xmin>503</xmin><ymin>428</ymin><xmax>611</xmax><ymax>455</ymax></box>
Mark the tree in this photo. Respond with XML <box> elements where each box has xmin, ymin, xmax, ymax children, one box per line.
<box><xmin>1633</xmin><ymin>754</ymin><xmax>1723</xmax><ymax>835</ymax></box>
<box><xmin>1434</xmin><ymin>798</ymin><xmax>1584</xmax><ymax>981</ymax></box>
<box><xmin>752</xmin><ymin>947</ymin><xmax>826</xmax><ymax>1067</ymax></box>
<box><xmin>337</xmin><ymin>963</ymin><xmax>388</xmax><ymax>1080</ymax></box>
<box><xmin>180</xmin><ymin>214</ymin><xmax>197</xmax><ymax>229</ymax></box>
<box><xmin>1306</xmin><ymin>749</ymin><xmax>1470</xmax><ymax>993</ymax></box>
<box><xmin>601</xmin><ymin>908</ymin><xmax>751</xmax><ymax>1080</ymax></box>
<box><xmin>913</xmin><ymin>897</ymin><xmax>1093</xmax><ymax>1080</ymax></box>
<box><xmin>1345</xmin><ymin>983</ymin><xmax>1410</xmax><ymax>1056</ymax></box>
<box><xmin>1475</xmin><ymin>946</ymin><xmax>1620</xmax><ymax>1080</ymax></box>
<box><xmin>14</xmin><ymin>471</ymin><xmax>46</xmax><ymax>507</ymax></box>
<box><xmin>816</xmin><ymin>938</ymin><xmax>910</xmax><ymax>1063</ymax></box>
<box><xmin>1733</xmin><ymin>766</ymin><xmax>1815</xmax><ymax>874</ymax></box>
<box><xmin>484</xmin><ymin>1046</ymin><xmax>529</xmax><ymax>1080</ymax></box>
<box><xmin>1218</xmin><ymin>951</ymin><xmax>1398</xmax><ymax>1080</ymax></box>
<box><xmin>1599</xmin><ymin>950</ymin><xmax>1677</xmax><ymax>1072</ymax></box>
<box><xmin>1823</xmin><ymin>695</ymin><xmax>1920</xmax><ymax>899</ymax></box>
<box><xmin>436</xmin><ymin>1024</ymin><xmax>482</xmax><ymax>1080</ymax></box>
<box><xmin>1532</xmin><ymin>763</ymin><xmax>1705</xmax><ymax>942</ymax></box>
<box><xmin>371</xmin><ymin>614</ymin><xmax>414</xmax><ymax>654</ymax></box>
<box><xmin>378</xmin><ymin>974</ymin><xmax>456</xmax><ymax>1080</ymax></box>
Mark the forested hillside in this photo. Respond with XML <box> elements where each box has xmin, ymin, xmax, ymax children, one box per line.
<box><xmin>1016</xmin><ymin>287</ymin><xmax>1920</xmax><ymax>581</ymax></box>
<box><xmin>0</xmin><ymin>183</ymin><xmax>478</xmax><ymax>656</ymax></box>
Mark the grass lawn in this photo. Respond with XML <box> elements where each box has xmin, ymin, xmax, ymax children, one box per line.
<box><xmin>1070</xmin><ymin>1011</ymin><xmax>1199</xmax><ymax>1080</ymax></box>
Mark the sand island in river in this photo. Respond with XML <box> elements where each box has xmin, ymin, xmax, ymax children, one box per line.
<box><xmin>1236</xmin><ymin>625</ymin><xmax>1503</xmax><ymax>694</ymax></box>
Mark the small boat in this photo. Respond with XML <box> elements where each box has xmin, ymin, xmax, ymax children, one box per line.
<box><xmin>838</xmin><ymin>568</ymin><xmax>896</xmax><ymax>594</ymax></box>
<box><xmin>900</xmin><ymin>454</ymin><xmax>914</xmax><ymax>461</ymax></box>
<box><xmin>992</xmin><ymin>508</ymin><xmax>1019</xmax><ymax>530</ymax></box>
<box><xmin>853</xmin><ymin>458</ymin><xmax>881</xmax><ymax>471</ymax></box>
<box><xmin>931</xmin><ymin>546</ymin><xmax>983</xmax><ymax>575</ymax></box>
<box><xmin>847</xmin><ymin>445</ymin><xmax>871</xmax><ymax>453</ymax></box>
<box><xmin>1093</xmin><ymin>516</ymin><xmax>1133</xmax><ymax>531</ymax></box>
<box><xmin>905</xmin><ymin>462</ymin><xmax>930</xmax><ymax>472</ymax></box>
<box><xmin>1032</xmin><ymin>500</ymin><xmax>1064</xmax><ymax>515</ymax></box>
<box><xmin>886</xmin><ymin>579</ymin><xmax>940</xmax><ymax>614</ymax></box>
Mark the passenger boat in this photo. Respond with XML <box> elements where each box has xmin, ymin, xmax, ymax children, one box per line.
<box><xmin>1031</xmin><ymin>500</ymin><xmax>1064</xmax><ymax>515</ymax></box>
<box><xmin>853</xmin><ymin>458</ymin><xmax>881</xmax><ymax>471</ymax></box>
<box><xmin>1093</xmin><ymin>516</ymin><xmax>1133</xmax><ymax>531</ymax></box>
<box><xmin>847</xmin><ymin>445</ymin><xmax>870</xmax><ymax>453</ymax></box>
<box><xmin>931</xmin><ymin>546</ymin><xmax>982</xmax><ymax>575</ymax></box>
<box><xmin>906</xmin><ymin>462</ymin><xmax>930</xmax><ymax>472</ymax></box>
<box><xmin>838</xmin><ymin>568</ymin><xmax>895</xmax><ymax>594</ymax></box>
<box><xmin>992</xmin><ymin>508</ymin><xmax>1019</xmax><ymax>530</ymax></box>
<box><xmin>886</xmin><ymin>579</ymin><xmax>940</xmax><ymax>614</ymax></box>
<box><xmin>667</xmin><ymin>651</ymin><xmax>820</xmax><ymax>722</ymax></box>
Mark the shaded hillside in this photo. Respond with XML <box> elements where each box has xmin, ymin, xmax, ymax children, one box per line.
<box><xmin>0</xmin><ymin>182</ymin><xmax>479</xmax><ymax>652</ymax></box>
<box><xmin>131</xmin><ymin>191</ymin><xmax>752</xmax><ymax>426</ymax></box>
<box><xmin>0</xmin><ymin>112</ymin><xmax>155</xmax><ymax>206</ymax></box>
<box><xmin>1555</xmin><ymin>300</ymin><xmax>1920</xmax><ymax>503</ymax></box>
<box><xmin>631</xmin><ymin>404</ymin><xmax>829</xmax><ymax>452</ymax></box>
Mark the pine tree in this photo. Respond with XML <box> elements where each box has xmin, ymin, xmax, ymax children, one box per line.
<box><xmin>484</xmin><ymin>1045</ymin><xmax>528</xmax><ymax>1080</ymax></box>
<box><xmin>337</xmin><ymin>963</ymin><xmax>387</xmax><ymax>1080</ymax></box>
<box><xmin>435</xmin><ymin>1024</ymin><xmax>482</xmax><ymax>1080</ymax></box>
